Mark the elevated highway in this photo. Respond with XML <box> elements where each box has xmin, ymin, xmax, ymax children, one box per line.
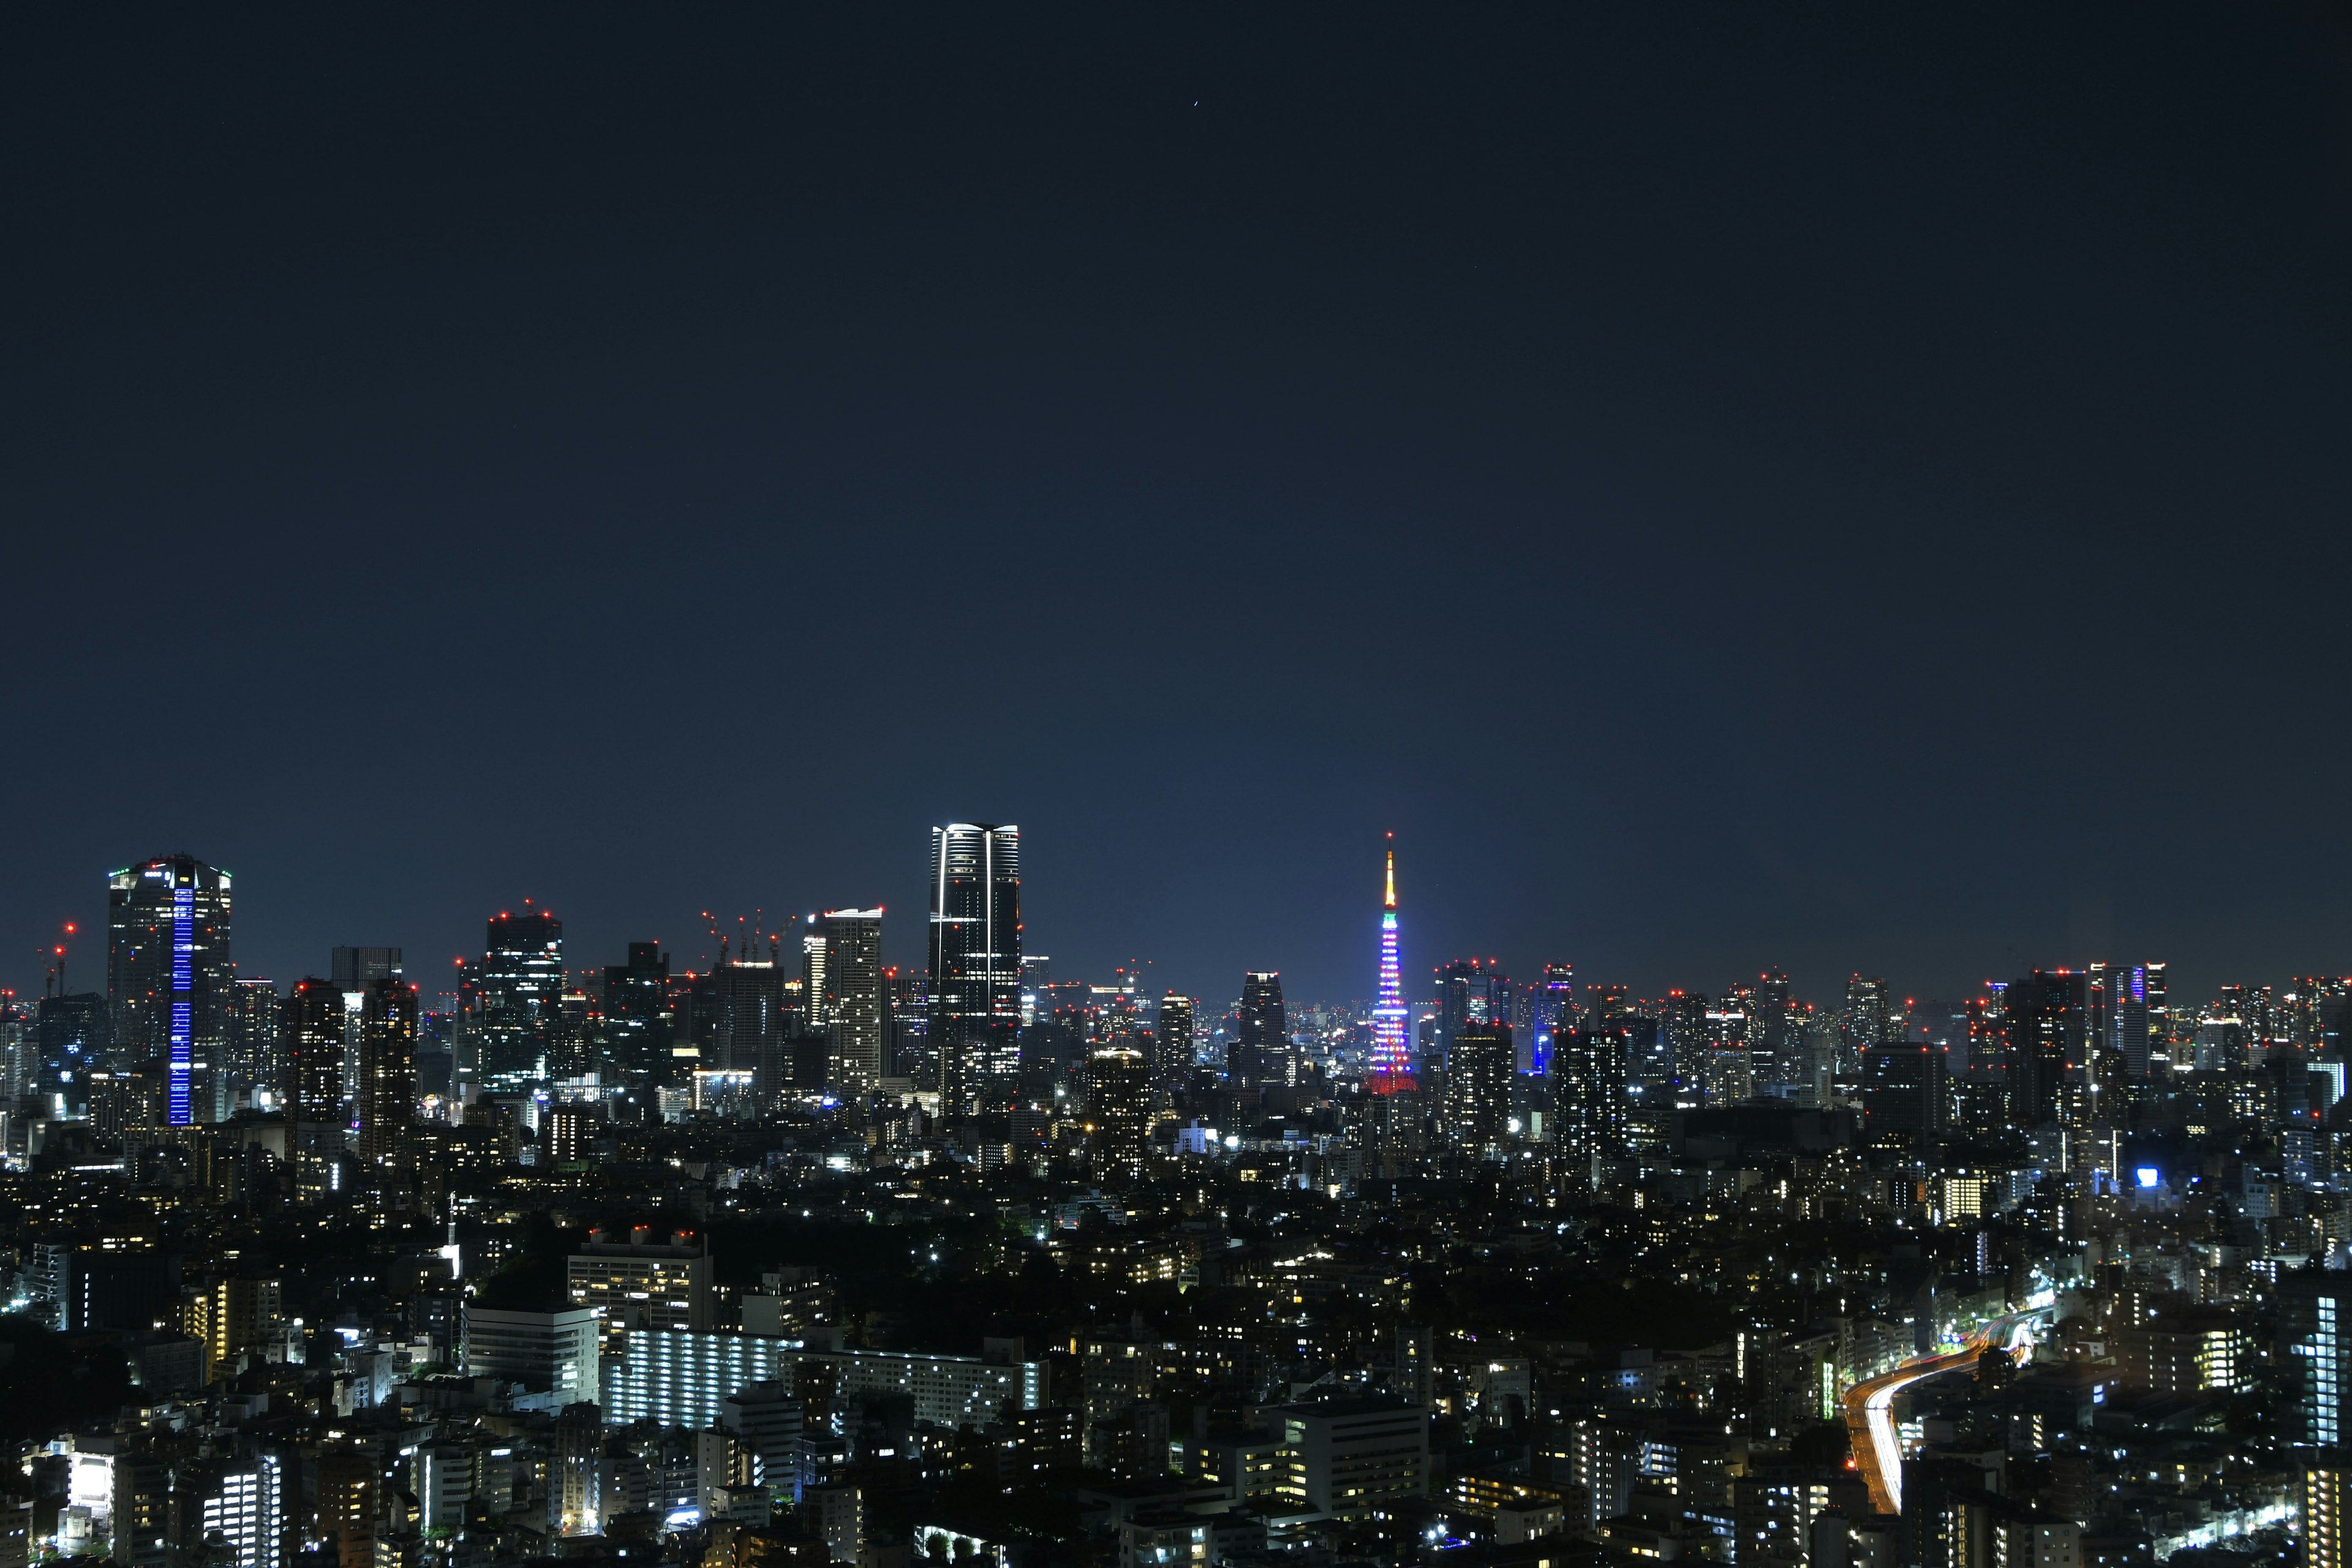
<box><xmin>1839</xmin><ymin>1311</ymin><xmax>2043</xmax><ymax>1514</ymax></box>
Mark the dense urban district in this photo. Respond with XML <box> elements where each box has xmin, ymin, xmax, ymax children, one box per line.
<box><xmin>4</xmin><ymin>831</ymin><xmax>2350</xmax><ymax>1568</ymax></box>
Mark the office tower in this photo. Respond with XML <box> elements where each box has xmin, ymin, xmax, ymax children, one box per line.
<box><xmin>187</xmin><ymin>1276</ymin><xmax>284</xmax><ymax>1370</ymax></box>
<box><xmin>1084</xmin><ymin>1046</ymin><xmax>1152</xmax><ymax>1184</ymax></box>
<box><xmin>2282</xmin><ymin>1272</ymin><xmax>2352</xmax><ymax>1446</ymax></box>
<box><xmin>2116</xmin><ymin>967</ymin><xmax>2154</xmax><ymax>1082</ymax></box>
<box><xmin>461</xmin><ymin>1303</ymin><xmax>601</xmax><ymax>1406</ymax></box>
<box><xmin>34</xmin><ymin>992</ymin><xmax>110</xmax><ymax>1114</ymax></box>
<box><xmin>1661</xmin><ymin>992</ymin><xmax>1708</xmax><ymax>1096</ymax></box>
<box><xmin>568</xmin><ymin>1226</ymin><xmax>712</xmax><ymax>1355</ymax></box>
<box><xmin>1554</xmin><ymin>1025</ymin><xmax>1627</xmax><ymax>1164</ymax></box>
<box><xmin>1863</xmin><ymin>1043</ymin><xmax>1946</xmax><ymax>1141</ymax></box>
<box><xmin>1155</xmin><ymin>994</ymin><xmax>1197</xmax><ymax>1085</ymax></box>
<box><xmin>1528</xmin><ymin>962</ymin><xmax>1575</xmax><ymax>1077</ymax></box>
<box><xmin>107</xmin><ymin>854</ymin><xmax>234</xmax><ymax>1125</ymax></box>
<box><xmin>801</xmin><ymin>925</ymin><xmax>830</xmax><ymax>1031</ymax></box>
<box><xmin>473</xmin><ymin>908</ymin><xmax>563</xmax><ymax>1087</ymax></box>
<box><xmin>1370</xmin><ymin>838</ymin><xmax>1413</xmax><ymax>1084</ymax></box>
<box><xmin>356</xmin><ymin>977</ymin><xmax>418</xmax><ymax>1170</ymax></box>
<box><xmin>1231</xmin><ymin>971</ymin><xmax>1286</xmax><ymax>1090</ymax></box>
<box><xmin>722</xmin><ymin>1382</ymin><xmax>808</xmax><ymax>1499</ymax></box>
<box><xmin>330</xmin><ymin>946</ymin><xmax>402</xmax><ymax>992</ymax></box>
<box><xmin>225</xmin><ymin>978</ymin><xmax>280</xmax><ymax>1109</ymax></box>
<box><xmin>2144</xmin><ymin>961</ymin><xmax>2171</xmax><ymax>1066</ymax></box>
<box><xmin>1433</xmin><ymin>959</ymin><xmax>1510</xmax><ymax>1064</ymax></box>
<box><xmin>928</xmin><ymin>823</ymin><xmax>1022</xmax><ymax>1119</ymax></box>
<box><xmin>1444</xmin><ymin>1019</ymin><xmax>1513</xmax><ymax>1157</ymax></box>
<box><xmin>690</xmin><ymin>944</ymin><xmax>790</xmax><ymax>1102</ymax></box>
<box><xmin>820</xmin><ymin>909</ymin><xmax>886</xmax><ymax>1092</ymax></box>
<box><xmin>1841</xmin><ymin>976</ymin><xmax>1891</xmax><ymax>1057</ymax></box>
<box><xmin>553</xmin><ymin>1403</ymin><xmax>603</xmax><ymax>1535</ymax></box>
<box><xmin>1020</xmin><ymin>956</ymin><xmax>1052</xmax><ymax>1027</ymax></box>
<box><xmin>284</xmin><ymin>978</ymin><xmax>347</xmax><ymax>1202</ymax></box>
<box><xmin>2007</xmin><ymin>971</ymin><xmax>2087</xmax><ymax>1127</ymax></box>
<box><xmin>1751</xmin><ymin>969</ymin><xmax>1793</xmax><ymax>1085</ymax></box>
<box><xmin>601</xmin><ymin>943</ymin><xmax>673</xmax><ymax>1083</ymax></box>
<box><xmin>888</xmin><ymin>967</ymin><xmax>930</xmax><ymax>1085</ymax></box>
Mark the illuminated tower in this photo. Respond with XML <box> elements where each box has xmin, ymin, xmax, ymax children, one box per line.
<box><xmin>1370</xmin><ymin>837</ymin><xmax>1414</xmax><ymax>1087</ymax></box>
<box><xmin>929</xmin><ymin>823</ymin><xmax>1022</xmax><ymax>1119</ymax></box>
<box><xmin>107</xmin><ymin>854</ymin><xmax>234</xmax><ymax>1125</ymax></box>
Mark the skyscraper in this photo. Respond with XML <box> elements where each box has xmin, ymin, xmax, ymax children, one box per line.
<box><xmin>357</xmin><ymin>976</ymin><xmax>418</xmax><ymax>1170</ymax></box>
<box><xmin>928</xmin><ymin>824</ymin><xmax>1022</xmax><ymax>1119</ymax></box>
<box><xmin>1370</xmin><ymin>837</ymin><xmax>1413</xmax><ymax>1086</ymax></box>
<box><xmin>1232</xmin><ymin>971</ymin><xmax>1286</xmax><ymax>1091</ymax></box>
<box><xmin>107</xmin><ymin>854</ymin><xmax>234</xmax><ymax>1125</ymax></box>
<box><xmin>1156</xmin><ymin>994</ymin><xmax>1196</xmax><ymax>1088</ymax></box>
<box><xmin>1433</xmin><ymin>959</ymin><xmax>1510</xmax><ymax>1068</ymax></box>
<box><xmin>2007</xmin><ymin>970</ymin><xmax>2087</xmax><ymax>1128</ymax></box>
<box><xmin>1841</xmin><ymin>976</ymin><xmax>1892</xmax><ymax>1059</ymax></box>
<box><xmin>1084</xmin><ymin>1046</ymin><xmax>1152</xmax><ymax>1185</ymax></box>
<box><xmin>283</xmin><ymin>978</ymin><xmax>346</xmax><ymax>1202</ymax></box>
<box><xmin>473</xmin><ymin>909</ymin><xmax>563</xmax><ymax>1087</ymax></box>
<box><xmin>226</xmin><ymin>978</ymin><xmax>281</xmax><ymax>1109</ymax></box>
<box><xmin>1444</xmin><ymin>1019</ymin><xmax>1512</xmax><ymax>1156</ymax></box>
<box><xmin>820</xmin><ymin>909</ymin><xmax>886</xmax><ymax>1093</ymax></box>
<box><xmin>1529</xmin><ymin>962</ymin><xmax>1575</xmax><ymax>1077</ymax></box>
<box><xmin>601</xmin><ymin>943</ymin><xmax>674</xmax><ymax>1084</ymax></box>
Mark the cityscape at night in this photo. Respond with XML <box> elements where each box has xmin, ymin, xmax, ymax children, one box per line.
<box><xmin>2</xmin><ymin>9</ymin><xmax>2350</xmax><ymax>1568</ymax></box>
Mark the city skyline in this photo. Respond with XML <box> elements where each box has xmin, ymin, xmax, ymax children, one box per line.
<box><xmin>4</xmin><ymin>834</ymin><xmax>2327</xmax><ymax>1026</ymax></box>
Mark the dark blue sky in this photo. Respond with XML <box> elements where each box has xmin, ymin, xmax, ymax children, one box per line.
<box><xmin>4</xmin><ymin>7</ymin><xmax>2348</xmax><ymax>1011</ymax></box>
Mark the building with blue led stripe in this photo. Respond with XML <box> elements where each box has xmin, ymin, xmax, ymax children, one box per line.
<box><xmin>106</xmin><ymin>854</ymin><xmax>233</xmax><ymax>1125</ymax></box>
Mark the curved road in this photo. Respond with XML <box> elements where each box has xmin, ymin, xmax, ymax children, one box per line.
<box><xmin>1841</xmin><ymin>1313</ymin><xmax>2040</xmax><ymax>1515</ymax></box>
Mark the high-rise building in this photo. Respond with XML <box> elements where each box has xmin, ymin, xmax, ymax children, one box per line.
<box><xmin>1444</xmin><ymin>1020</ymin><xmax>1512</xmax><ymax>1157</ymax></box>
<box><xmin>2282</xmin><ymin>1272</ymin><xmax>2352</xmax><ymax>1447</ymax></box>
<box><xmin>2007</xmin><ymin>971</ymin><xmax>2087</xmax><ymax>1128</ymax></box>
<box><xmin>473</xmin><ymin>908</ymin><xmax>564</xmax><ymax>1087</ymax></box>
<box><xmin>1084</xmin><ymin>1046</ymin><xmax>1152</xmax><ymax>1185</ymax></box>
<box><xmin>107</xmin><ymin>854</ymin><xmax>234</xmax><ymax>1125</ymax></box>
<box><xmin>34</xmin><ymin>992</ymin><xmax>109</xmax><ymax>1114</ymax></box>
<box><xmin>1749</xmin><ymin>970</ymin><xmax>1793</xmax><ymax>1087</ymax></box>
<box><xmin>356</xmin><ymin>976</ymin><xmax>418</xmax><ymax>1170</ymax></box>
<box><xmin>2144</xmin><ymin>961</ymin><xmax>2171</xmax><ymax>1067</ymax></box>
<box><xmin>929</xmin><ymin>824</ymin><xmax>1022</xmax><ymax>1120</ymax></box>
<box><xmin>1841</xmin><ymin>976</ymin><xmax>1892</xmax><ymax>1057</ymax></box>
<box><xmin>1370</xmin><ymin>838</ymin><xmax>1413</xmax><ymax>1085</ymax></box>
<box><xmin>801</xmin><ymin>927</ymin><xmax>830</xmax><ymax>1031</ymax></box>
<box><xmin>600</xmin><ymin>943</ymin><xmax>673</xmax><ymax>1083</ymax></box>
<box><xmin>1231</xmin><ymin>972</ymin><xmax>1286</xmax><ymax>1091</ymax></box>
<box><xmin>1660</xmin><ymin>992</ymin><xmax>1709</xmax><ymax>1098</ymax></box>
<box><xmin>225</xmin><ymin>978</ymin><xmax>281</xmax><ymax>1109</ymax></box>
<box><xmin>820</xmin><ymin>910</ymin><xmax>886</xmax><ymax>1092</ymax></box>
<box><xmin>1434</xmin><ymin>959</ymin><xmax>1511</xmax><ymax>1067</ymax></box>
<box><xmin>568</xmin><ymin>1227</ymin><xmax>712</xmax><ymax>1355</ymax></box>
<box><xmin>331</xmin><ymin>948</ymin><xmax>401</xmax><ymax>1109</ymax></box>
<box><xmin>1156</xmin><ymin>995</ymin><xmax>1196</xmax><ymax>1087</ymax></box>
<box><xmin>1863</xmin><ymin>1043</ymin><xmax>1946</xmax><ymax>1142</ymax></box>
<box><xmin>283</xmin><ymin>978</ymin><xmax>345</xmax><ymax>1202</ymax></box>
<box><xmin>1529</xmin><ymin>963</ymin><xmax>1575</xmax><ymax>1077</ymax></box>
<box><xmin>690</xmin><ymin>945</ymin><xmax>792</xmax><ymax>1104</ymax></box>
<box><xmin>888</xmin><ymin>967</ymin><xmax>929</xmax><ymax>1086</ymax></box>
<box><xmin>1554</xmin><ymin>1026</ymin><xmax>1627</xmax><ymax>1165</ymax></box>
<box><xmin>2311</xmin><ymin>1459</ymin><xmax>2352</xmax><ymax>1568</ymax></box>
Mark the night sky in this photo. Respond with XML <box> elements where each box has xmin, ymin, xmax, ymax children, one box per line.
<box><xmin>4</xmin><ymin>9</ymin><xmax>2348</xmax><ymax>1011</ymax></box>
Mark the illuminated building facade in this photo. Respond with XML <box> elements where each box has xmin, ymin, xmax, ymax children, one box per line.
<box><xmin>1443</xmin><ymin>1019</ymin><xmax>1512</xmax><ymax>1156</ymax></box>
<box><xmin>600</xmin><ymin>942</ymin><xmax>673</xmax><ymax>1082</ymax></box>
<box><xmin>356</xmin><ymin>976</ymin><xmax>418</xmax><ymax>1170</ymax></box>
<box><xmin>283</xmin><ymin>978</ymin><xmax>346</xmax><ymax>1202</ymax></box>
<box><xmin>1156</xmin><ymin>993</ymin><xmax>1196</xmax><ymax>1086</ymax></box>
<box><xmin>1370</xmin><ymin>839</ymin><xmax>1413</xmax><ymax>1085</ymax></box>
<box><xmin>929</xmin><ymin>823</ymin><xmax>1022</xmax><ymax>1118</ymax></box>
<box><xmin>472</xmin><ymin>908</ymin><xmax>564</xmax><ymax>1087</ymax></box>
<box><xmin>1084</xmin><ymin>1046</ymin><xmax>1152</xmax><ymax>1184</ymax></box>
<box><xmin>568</xmin><ymin>1227</ymin><xmax>712</xmax><ymax>1355</ymax></box>
<box><xmin>820</xmin><ymin>908</ymin><xmax>886</xmax><ymax>1091</ymax></box>
<box><xmin>107</xmin><ymin>854</ymin><xmax>235</xmax><ymax>1125</ymax></box>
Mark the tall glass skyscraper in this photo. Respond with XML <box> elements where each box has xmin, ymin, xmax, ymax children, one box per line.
<box><xmin>1370</xmin><ymin>838</ymin><xmax>1413</xmax><ymax>1087</ymax></box>
<box><xmin>472</xmin><ymin>908</ymin><xmax>564</xmax><ymax>1087</ymax></box>
<box><xmin>107</xmin><ymin>854</ymin><xmax>234</xmax><ymax>1126</ymax></box>
<box><xmin>928</xmin><ymin>824</ymin><xmax>1021</xmax><ymax>1119</ymax></box>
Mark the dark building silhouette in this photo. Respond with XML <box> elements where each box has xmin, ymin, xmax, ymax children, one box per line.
<box><xmin>2007</xmin><ymin>970</ymin><xmax>2087</xmax><ymax>1127</ymax></box>
<box><xmin>1230</xmin><ymin>971</ymin><xmax>1286</xmax><ymax>1091</ymax></box>
<box><xmin>601</xmin><ymin>942</ymin><xmax>674</xmax><ymax>1084</ymax></box>
<box><xmin>358</xmin><ymin>976</ymin><xmax>419</xmax><ymax>1170</ymax></box>
<box><xmin>471</xmin><ymin>909</ymin><xmax>564</xmax><ymax>1087</ymax></box>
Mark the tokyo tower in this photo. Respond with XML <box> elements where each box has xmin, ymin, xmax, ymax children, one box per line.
<box><xmin>1369</xmin><ymin>834</ymin><xmax>1414</xmax><ymax>1090</ymax></box>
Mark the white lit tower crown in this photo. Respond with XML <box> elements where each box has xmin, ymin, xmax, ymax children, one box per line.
<box><xmin>1370</xmin><ymin>834</ymin><xmax>1414</xmax><ymax>1088</ymax></box>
